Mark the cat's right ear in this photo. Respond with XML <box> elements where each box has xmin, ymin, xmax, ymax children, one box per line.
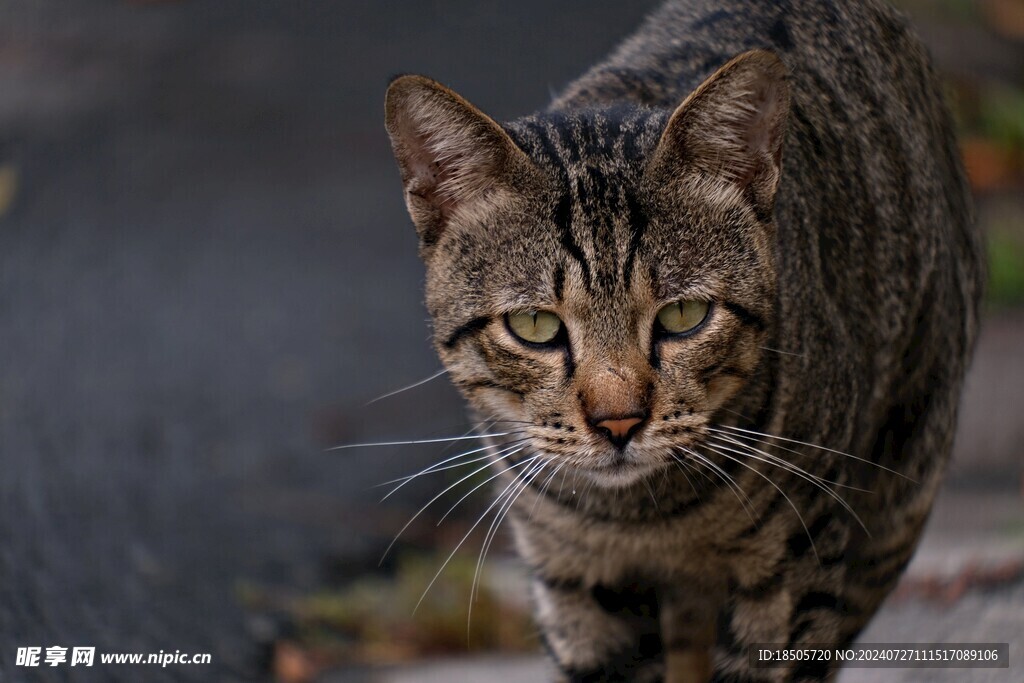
<box><xmin>385</xmin><ymin>75</ymin><xmax>536</xmax><ymax>248</ymax></box>
<box><xmin>648</xmin><ymin>50</ymin><xmax>790</xmax><ymax>222</ymax></box>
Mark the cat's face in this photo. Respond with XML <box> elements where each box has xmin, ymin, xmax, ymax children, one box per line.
<box><xmin>386</xmin><ymin>51</ymin><xmax>789</xmax><ymax>487</ymax></box>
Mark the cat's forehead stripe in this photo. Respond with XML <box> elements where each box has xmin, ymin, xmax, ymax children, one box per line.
<box><xmin>515</xmin><ymin>119</ymin><xmax>595</xmax><ymax>293</ymax></box>
<box><xmin>509</xmin><ymin>111</ymin><xmax>665</xmax><ymax>300</ymax></box>
<box><xmin>552</xmin><ymin>188</ymin><xmax>593</xmax><ymax>293</ymax></box>
<box><xmin>622</xmin><ymin>191</ymin><xmax>649</xmax><ymax>286</ymax></box>
<box><xmin>553</xmin><ymin>264</ymin><xmax>566</xmax><ymax>303</ymax></box>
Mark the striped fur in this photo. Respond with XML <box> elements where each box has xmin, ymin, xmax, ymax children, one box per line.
<box><xmin>385</xmin><ymin>0</ymin><xmax>983</xmax><ymax>680</ymax></box>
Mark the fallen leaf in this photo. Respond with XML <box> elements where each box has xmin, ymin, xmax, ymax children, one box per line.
<box><xmin>273</xmin><ymin>640</ymin><xmax>319</xmax><ymax>683</ymax></box>
<box><xmin>961</xmin><ymin>137</ymin><xmax>1018</xmax><ymax>192</ymax></box>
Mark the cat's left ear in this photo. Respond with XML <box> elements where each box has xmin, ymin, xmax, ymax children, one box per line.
<box><xmin>385</xmin><ymin>75</ymin><xmax>537</xmax><ymax>249</ymax></box>
<box><xmin>648</xmin><ymin>50</ymin><xmax>790</xmax><ymax>221</ymax></box>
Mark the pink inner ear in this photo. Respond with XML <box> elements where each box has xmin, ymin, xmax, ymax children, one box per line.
<box><xmin>401</xmin><ymin>120</ymin><xmax>463</xmax><ymax>221</ymax></box>
<box><xmin>386</xmin><ymin>76</ymin><xmax>533</xmax><ymax>244</ymax></box>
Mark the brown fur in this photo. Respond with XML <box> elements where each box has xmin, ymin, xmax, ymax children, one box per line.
<box><xmin>384</xmin><ymin>0</ymin><xmax>983</xmax><ymax>680</ymax></box>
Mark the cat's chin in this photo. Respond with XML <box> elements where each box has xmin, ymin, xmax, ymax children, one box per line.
<box><xmin>578</xmin><ymin>457</ymin><xmax>665</xmax><ymax>489</ymax></box>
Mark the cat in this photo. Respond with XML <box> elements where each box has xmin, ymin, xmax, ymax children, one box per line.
<box><xmin>383</xmin><ymin>0</ymin><xmax>983</xmax><ymax>680</ymax></box>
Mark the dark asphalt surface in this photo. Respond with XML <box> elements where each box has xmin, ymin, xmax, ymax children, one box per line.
<box><xmin>0</xmin><ymin>2</ymin><xmax>1019</xmax><ymax>682</ymax></box>
<box><xmin>0</xmin><ymin>2</ymin><xmax>662</xmax><ymax>681</ymax></box>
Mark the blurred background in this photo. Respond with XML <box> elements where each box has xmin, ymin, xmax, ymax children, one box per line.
<box><xmin>0</xmin><ymin>1</ymin><xmax>1020</xmax><ymax>682</ymax></box>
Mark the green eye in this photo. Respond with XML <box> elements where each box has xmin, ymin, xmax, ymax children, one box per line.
<box><xmin>507</xmin><ymin>310</ymin><xmax>563</xmax><ymax>345</ymax></box>
<box><xmin>656</xmin><ymin>300</ymin><xmax>710</xmax><ymax>335</ymax></box>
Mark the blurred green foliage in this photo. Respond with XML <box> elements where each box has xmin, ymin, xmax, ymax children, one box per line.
<box><xmin>243</xmin><ymin>552</ymin><xmax>534</xmax><ymax>666</ymax></box>
<box><xmin>977</xmin><ymin>87</ymin><xmax>1024</xmax><ymax>152</ymax></box>
<box><xmin>988</xmin><ymin>229</ymin><xmax>1024</xmax><ymax>307</ymax></box>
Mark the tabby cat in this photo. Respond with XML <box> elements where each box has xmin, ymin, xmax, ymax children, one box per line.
<box><xmin>384</xmin><ymin>0</ymin><xmax>983</xmax><ymax>680</ymax></box>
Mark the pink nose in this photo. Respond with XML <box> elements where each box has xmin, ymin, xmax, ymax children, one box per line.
<box><xmin>593</xmin><ymin>416</ymin><xmax>645</xmax><ymax>448</ymax></box>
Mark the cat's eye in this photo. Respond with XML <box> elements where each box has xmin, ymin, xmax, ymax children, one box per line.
<box><xmin>656</xmin><ymin>300</ymin><xmax>710</xmax><ymax>336</ymax></box>
<box><xmin>506</xmin><ymin>310</ymin><xmax>563</xmax><ymax>345</ymax></box>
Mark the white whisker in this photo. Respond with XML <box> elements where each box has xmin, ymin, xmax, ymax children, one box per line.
<box><xmin>530</xmin><ymin>462</ymin><xmax>565</xmax><ymax>520</ymax></box>
<box><xmin>706</xmin><ymin>434</ymin><xmax>870</xmax><ymax>535</ymax></box>
<box><xmin>668</xmin><ymin>453</ymin><xmax>701</xmax><ymax>500</ymax></box>
<box><xmin>329</xmin><ymin>431</ymin><xmax>515</xmax><ymax>451</ymax></box>
<box><xmin>379</xmin><ymin>439</ymin><xmax>529</xmax><ymax>499</ymax></box>
<box><xmin>477</xmin><ymin>458</ymin><xmax>548</xmax><ymax>579</ymax></box>
<box><xmin>557</xmin><ymin>465</ymin><xmax>571</xmax><ymax>499</ymax></box>
<box><xmin>413</xmin><ymin>454</ymin><xmax>544</xmax><ymax>614</ymax></box>
<box><xmin>640</xmin><ymin>476</ymin><xmax>660</xmax><ymax>510</ymax></box>
<box><xmin>435</xmin><ymin>448</ymin><xmax>530</xmax><ymax>524</ymax></box>
<box><xmin>709</xmin><ymin>432</ymin><xmax>871</xmax><ymax>493</ymax></box>
<box><xmin>699</xmin><ymin>442</ymin><xmax>821</xmax><ymax>564</ymax></box>
<box><xmin>714</xmin><ymin>424</ymin><xmax>914</xmax><ymax>481</ymax></box>
<box><xmin>379</xmin><ymin>447</ymin><xmax>525</xmax><ymax>565</ymax></box>
<box><xmin>470</xmin><ymin>457</ymin><xmax>549</xmax><ymax>629</ymax></box>
<box><xmin>364</xmin><ymin>368</ymin><xmax>448</xmax><ymax>406</ymax></box>
<box><xmin>679</xmin><ymin>455</ymin><xmax>722</xmax><ymax>491</ymax></box>
<box><xmin>759</xmin><ymin>345</ymin><xmax>804</xmax><ymax>358</ymax></box>
<box><xmin>680</xmin><ymin>447</ymin><xmax>758</xmax><ymax>524</ymax></box>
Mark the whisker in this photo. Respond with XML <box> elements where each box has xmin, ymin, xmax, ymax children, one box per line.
<box><xmin>470</xmin><ymin>457</ymin><xmax>549</xmax><ymax>626</ymax></box>
<box><xmin>680</xmin><ymin>447</ymin><xmax>758</xmax><ymax>524</ymax></box>
<box><xmin>714</xmin><ymin>424</ymin><xmax>915</xmax><ymax>481</ymax></box>
<box><xmin>379</xmin><ymin>448</ymin><xmax>526</xmax><ymax>565</ymax></box>
<box><xmin>715</xmin><ymin>406</ymin><xmax>758</xmax><ymax>425</ymax></box>
<box><xmin>668</xmin><ymin>453</ymin><xmax>701</xmax><ymax>501</ymax></box>
<box><xmin>435</xmin><ymin>448</ymin><xmax>531</xmax><ymax>524</ymax></box>
<box><xmin>479</xmin><ymin>458</ymin><xmax>548</xmax><ymax>573</ymax></box>
<box><xmin>679</xmin><ymin>455</ymin><xmax>722</xmax><ymax>491</ymax></box>
<box><xmin>706</xmin><ymin>434</ymin><xmax>870</xmax><ymax>535</ymax></box>
<box><xmin>475</xmin><ymin>460</ymin><xmax>541</xmax><ymax>574</ymax></box>
<box><xmin>529</xmin><ymin>462</ymin><xmax>565</xmax><ymax>520</ymax></box>
<box><xmin>378</xmin><ymin>439</ymin><xmax>530</xmax><ymax>499</ymax></box>
<box><xmin>575</xmin><ymin>476</ymin><xmax>597</xmax><ymax>511</ymax></box>
<box><xmin>413</xmin><ymin>455</ymin><xmax>543</xmax><ymax>614</ymax></box>
<box><xmin>557</xmin><ymin>465</ymin><xmax>571</xmax><ymax>499</ymax></box>
<box><xmin>639</xmin><ymin>476</ymin><xmax>660</xmax><ymax>511</ymax></box>
<box><xmin>698</xmin><ymin>442</ymin><xmax>821</xmax><ymax>564</ymax></box>
<box><xmin>709</xmin><ymin>432</ymin><xmax>872</xmax><ymax>493</ymax></box>
<box><xmin>382</xmin><ymin>448</ymin><xmax>517</xmax><ymax>491</ymax></box>
<box><xmin>364</xmin><ymin>368</ymin><xmax>448</xmax><ymax>406</ymax></box>
<box><xmin>376</xmin><ymin>435</ymin><xmax>526</xmax><ymax>487</ymax></box>
<box><xmin>329</xmin><ymin>431</ymin><xmax>517</xmax><ymax>451</ymax></box>
<box><xmin>428</xmin><ymin>417</ymin><xmax>501</xmax><ymax>459</ymax></box>
<box><xmin>759</xmin><ymin>345</ymin><xmax>804</xmax><ymax>358</ymax></box>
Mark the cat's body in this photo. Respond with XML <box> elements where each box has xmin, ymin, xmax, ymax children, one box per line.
<box><xmin>385</xmin><ymin>0</ymin><xmax>983</xmax><ymax>680</ymax></box>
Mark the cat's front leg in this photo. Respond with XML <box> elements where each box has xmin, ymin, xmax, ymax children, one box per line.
<box><xmin>532</xmin><ymin>574</ymin><xmax>665</xmax><ymax>683</ymax></box>
<box><xmin>658</xmin><ymin>585</ymin><xmax>718</xmax><ymax>683</ymax></box>
<box><xmin>709</xmin><ymin>541</ymin><xmax>850</xmax><ymax>682</ymax></box>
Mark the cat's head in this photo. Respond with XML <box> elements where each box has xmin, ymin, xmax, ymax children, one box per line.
<box><xmin>385</xmin><ymin>51</ymin><xmax>789</xmax><ymax>487</ymax></box>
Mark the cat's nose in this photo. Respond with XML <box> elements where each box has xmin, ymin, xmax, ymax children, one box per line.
<box><xmin>590</xmin><ymin>413</ymin><xmax>647</xmax><ymax>449</ymax></box>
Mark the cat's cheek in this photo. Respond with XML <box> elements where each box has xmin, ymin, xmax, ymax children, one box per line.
<box><xmin>472</xmin><ymin>386</ymin><xmax>527</xmax><ymax>422</ymax></box>
<box><xmin>704</xmin><ymin>374</ymin><xmax>746</xmax><ymax>411</ymax></box>
<box><xmin>652</xmin><ymin>349</ymin><xmax>706</xmax><ymax>394</ymax></box>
